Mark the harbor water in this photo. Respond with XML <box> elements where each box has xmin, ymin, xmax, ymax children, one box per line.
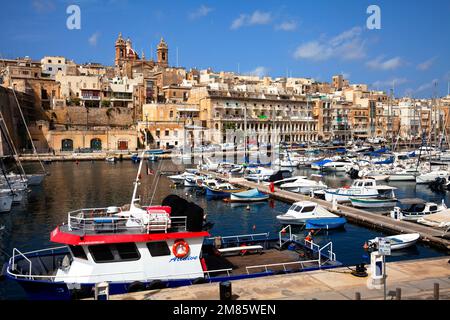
<box><xmin>0</xmin><ymin>159</ymin><xmax>448</xmax><ymax>299</ymax></box>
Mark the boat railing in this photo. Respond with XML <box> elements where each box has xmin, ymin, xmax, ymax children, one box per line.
<box><xmin>67</xmin><ymin>208</ymin><xmax>188</xmax><ymax>233</ymax></box>
<box><xmin>279</xmin><ymin>225</ymin><xmax>293</xmax><ymax>248</ymax></box>
<box><xmin>7</xmin><ymin>251</ymin><xmax>232</xmax><ymax>281</ymax></box>
<box><xmin>11</xmin><ymin>248</ymin><xmax>32</xmax><ymax>280</ymax></box>
<box><xmin>207</xmin><ymin>233</ymin><xmax>270</xmax><ymax>244</ymax></box>
<box><xmin>204</xmin><ymin>268</ymin><xmax>233</xmax><ymax>278</ymax></box>
<box><xmin>304</xmin><ymin>238</ymin><xmax>321</xmax><ymax>253</ymax></box>
<box><xmin>318</xmin><ymin>242</ymin><xmax>336</xmax><ymax>266</ymax></box>
<box><xmin>245</xmin><ymin>260</ymin><xmax>320</xmax><ymax>274</ymax></box>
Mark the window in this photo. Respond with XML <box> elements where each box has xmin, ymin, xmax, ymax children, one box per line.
<box><xmin>147</xmin><ymin>241</ymin><xmax>170</xmax><ymax>257</ymax></box>
<box><xmin>89</xmin><ymin>244</ymin><xmax>114</xmax><ymax>263</ymax></box>
<box><xmin>48</xmin><ymin>67</ymin><xmax>52</xmax><ymax>71</ymax></box>
<box><xmin>165</xmin><ymin>130</ymin><xmax>169</xmax><ymax>136</ymax></box>
<box><xmin>301</xmin><ymin>206</ymin><xmax>315</xmax><ymax>213</ymax></box>
<box><xmin>115</xmin><ymin>243</ymin><xmax>140</xmax><ymax>260</ymax></box>
<box><xmin>69</xmin><ymin>245</ymin><xmax>87</xmax><ymax>260</ymax></box>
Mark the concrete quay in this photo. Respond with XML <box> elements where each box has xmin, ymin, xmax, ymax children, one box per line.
<box><xmin>199</xmin><ymin>171</ymin><xmax>450</xmax><ymax>251</ymax></box>
<box><xmin>110</xmin><ymin>257</ymin><xmax>450</xmax><ymax>300</ymax></box>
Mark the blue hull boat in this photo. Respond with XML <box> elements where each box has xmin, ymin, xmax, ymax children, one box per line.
<box><xmin>305</xmin><ymin>217</ymin><xmax>347</xmax><ymax>230</ymax></box>
<box><xmin>230</xmin><ymin>189</ymin><xmax>269</xmax><ymax>202</ymax></box>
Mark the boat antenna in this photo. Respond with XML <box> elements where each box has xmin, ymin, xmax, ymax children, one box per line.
<box><xmin>11</xmin><ymin>88</ymin><xmax>47</xmax><ymax>175</ymax></box>
<box><xmin>130</xmin><ymin>150</ymin><xmax>146</xmax><ymax>210</ymax></box>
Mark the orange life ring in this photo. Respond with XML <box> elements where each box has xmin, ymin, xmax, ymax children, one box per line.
<box><xmin>172</xmin><ymin>239</ymin><xmax>190</xmax><ymax>258</ymax></box>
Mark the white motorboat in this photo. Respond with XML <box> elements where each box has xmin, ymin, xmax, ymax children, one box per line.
<box><xmin>321</xmin><ymin>161</ymin><xmax>354</xmax><ymax>172</ymax></box>
<box><xmin>279</xmin><ymin>177</ymin><xmax>327</xmax><ymax>195</ymax></box>
<box><xmin>273</xmin><ymin>158</ymin><xmax>300</xmax><ymax>168</ymax></box>
<box><xmin>244</xmin><ymin>167</ymin><xmax>275</xmax><ymax>182</ymax></box>
<box><xmin>390</xmin><ymin>198</ymin><xmax>447</xmax><ymax>221</ymax></box>
<box><xmin>324</xmin><ymin>179</ymin><xmax>381</xmax><ymax>203</ymax></box>
<box><xmin>415</xmin><ymin>170</ymin><xmax>449</xmax><ymax>184</ymax></box>
<box><xmin>105</xmin><ymin>156</ymin><xmax>118</xmax><ymax>163</ymax></box>
<box><xmin>168</xmin><ymin>171</ymin><xmax>197</xmax><ymax>185</ymax></box>
<box><xmin>276</xmin><ymin>201</ymin><xmax>338</xmax><ymax>225</ymax></box>
<box><xmin>349</xmin><ymin>186</ymin><xmax>397</xmax><ymax>208</ymax></box>
<box><xmin>368</xmin><ymin>233</ymin><xmax>420</xmax><ymax>250</ymax></box>
<box><xmin>387</xmin><ymin>168</ymin><xmax>421</xmax><ymax>182</ymax></box>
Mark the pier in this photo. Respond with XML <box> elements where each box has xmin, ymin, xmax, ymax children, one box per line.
<box><xmin>109</xmin><ymin>257</ymin><xmax>450</xmax><ymax>300</ymax></box>
<box><xmin>198</xmin><ymin>171</ymin><xmax>450</xmax><ymax>250</ymax></box>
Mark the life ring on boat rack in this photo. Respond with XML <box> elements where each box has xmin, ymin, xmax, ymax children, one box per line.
<box><xmin>172</xmin><ymin>239</ymin><xmax>190</xmax><ymax>258</ymax></box>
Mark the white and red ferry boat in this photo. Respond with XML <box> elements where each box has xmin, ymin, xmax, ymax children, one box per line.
<box><xmin>2</xmin><ymin>153</ymin><xmax>341</xmax><ymax>300</ymax></box>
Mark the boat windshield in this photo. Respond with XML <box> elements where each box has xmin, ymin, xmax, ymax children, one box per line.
<box><xmin>301</xmin><ymin>206</ymin><xmax>315</xmax><ymax>213</ymax></box>
<box><xmin>402</xmin><ymin>204</ymin><xmax>425</xmax><ymax>213</ymax></box>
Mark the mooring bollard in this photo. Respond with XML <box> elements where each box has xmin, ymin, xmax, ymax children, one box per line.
<box><xmin>396</xmin><ymin>288</ymin><xmax>401</xmax><ymax>300</ymax></box>
<box><xmin>355</xmin><ymin>292</ymin><xmax>361</xmax><ymax>300</ymax></box>
<box><xmin>220</xmin><ymin>281</ymin><xmax>232</xmax><ymax>301</ymax></box>
<box><xmin>434</xmin><ymin>283</ymin><xmax>439</xmax><ymax>300</ymax></box>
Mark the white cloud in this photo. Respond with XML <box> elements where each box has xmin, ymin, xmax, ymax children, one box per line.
<box><xmin>32</xmin><ymin>0</ymin><xmax>55</xmax><ymax>13</ymax></box>
<box><xmin>417</xmin><ymin>57</ymin><xmax>436</xmax><ymax>71</ymax></box>
<box><xmin>416</xmin><ymin>79</ymin><xmax>439</xmax><ymax>93</ymax></box>
<box><xmin>246</xmin><ymin>66</ymin><xmax>269</xmax><ymax>78</ymax></box>
<box><xmin>275</xmin><ymin>20</ymin><xmax>297</xmax><ymax>31</ymax></box>
<box><xmin>366</xmin><ymin>56</ymin><xmax>404</xmax><ymax>71</ymax></box>
<box><xmin>188</xmin><ymin>5</ymin><xmax>213</xmax><ymax>20</ymax></box>
<box><xmin>88</xmin><ymin>32</ymin><xmax>100</xmax><ymax>46</ymax></box>
<box><xmin>231</xmin><ymin>10</ymin><xmax>272</xmax><ymax>30</ymax></box>
<box><xmin>293</xmin><ymin>26</ymin><xmax>366</xmax><ymax>61</ymax></box>
<box><xmin>372</xmin><ymin>77</ymin><xmax>408</xmax><ymax>89</ymax></box>
<box><xmin>249</xmin><ymin>11</ymin><xmax>272</xmax><ymax>25</ymax></box>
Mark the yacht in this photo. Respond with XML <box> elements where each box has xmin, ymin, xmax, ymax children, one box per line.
<box><xmin>276</xmin><ymin>201</ymin><xmax>339</xmax><ymax>225</ymax></box>
<box><xmin>279</xmin><ymin>177</ymin><xmax>327</xmax><ymax>195</ymax></box>
<box><xmin>415</xmin><ymin>170</ymin><xmax>449</xmax><ymax>184</ymax></box>
<box><xmin>390</xmin><ymin>198</ymin><xmax>447</xmax><ymax>221</ymax></box>
<box><xmin>323</xmin><ymin>179</ymin><xmax>382</xmax><ymax>203</ymax></box>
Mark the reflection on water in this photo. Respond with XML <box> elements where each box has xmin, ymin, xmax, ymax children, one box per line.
<box><xmin>0</xmin><ymin>160</ymin><xmax>447</xmax><ymax>299</ymax></box>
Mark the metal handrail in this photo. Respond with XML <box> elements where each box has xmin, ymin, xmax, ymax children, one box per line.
<box><xmin>7</xmin><ymin>262</ymin><xmax>231</xmax><ymax>281</ymax></box>
<box><xmin>319</xmin><ymin>242</ymin><xmax>336</xmax><ymax>262</ymax></box>
<box><xmin>207</xmin><ymin>233</ymin><xmax>269</xmax><ymax>242</ymax></box>
<box><xmin>246</xmin><ymin>259</ymin><xmax>320</xmax><ymax>274</ymax></box>
<box><xmin>279</xmin><ymin>225</ymin><xmax>292</xmax><ymax>248</ymax></box>
<box><xmin>12</xmin><ymin>248</ymin><xmax>32</xmax><ymax>279</ymax></box>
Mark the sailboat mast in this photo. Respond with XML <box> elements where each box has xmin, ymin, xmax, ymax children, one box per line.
<box><xmin>0</xmin><ymin>110</ymin><xmax>26</xmax><ymax>177</ymax></box>
<box><xmin>11</xmin><ymin>88</ymin><xmax>46</xmax><ymax>174</ymax></box>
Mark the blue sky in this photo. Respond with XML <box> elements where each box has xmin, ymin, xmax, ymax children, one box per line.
<box><xmin>1</xmin><ymin>0</ymin><xmax>450</xmax><ymax>98</ymax></box>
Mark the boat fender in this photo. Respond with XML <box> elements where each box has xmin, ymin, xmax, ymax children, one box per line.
<box><xmin>127</xmin><ymin>281</ymin><xmax>146</xmax><ymax>293</ymax></box>
<box><xmin>192</xmin><ymin>277</ymin><xmax>207</xmax><ymax>285</ymax></box>
<box><xmin>148</xmin><ymin>280</ymin><xmax>166</xmax><ymax>290</ymax></box>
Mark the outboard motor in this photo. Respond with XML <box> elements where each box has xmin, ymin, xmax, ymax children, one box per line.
<box><xmin>348</xmin><ymin>168</ymin><xmax>360</xmax><ymax>180</ymax></box>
